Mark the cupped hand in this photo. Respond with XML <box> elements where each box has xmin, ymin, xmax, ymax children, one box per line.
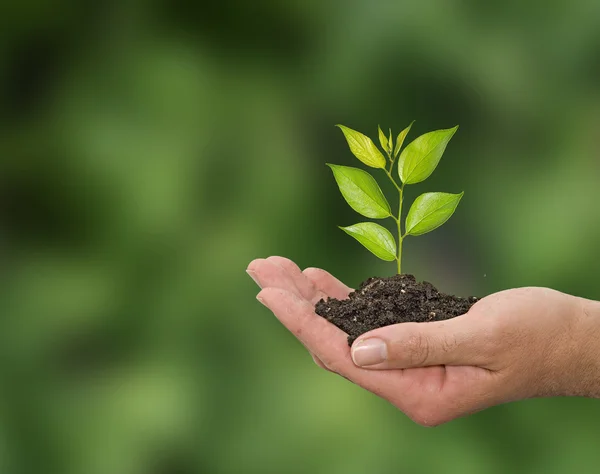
<box><xmin>247</xmin><ymin>257</ymin><xmax>600</xmax><ymax>426</ymax></box>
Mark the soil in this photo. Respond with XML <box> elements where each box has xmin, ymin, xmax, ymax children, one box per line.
<box><xmin>315</xmin><ymin>274</ymin><xmax>478</xmax><ymax>345</ymax></box>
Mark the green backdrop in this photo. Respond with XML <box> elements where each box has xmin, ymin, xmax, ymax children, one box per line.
<box><xmin>2</xmin><ymin>1</ymin><xmax>600</xmax><ymax>473</ymax></box>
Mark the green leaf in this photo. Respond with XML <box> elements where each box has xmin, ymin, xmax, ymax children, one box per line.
<box><xmin>336</xmin><ymin>124</ymin><xmax>387</xmax><ymax>169</ymax></box>
<box><xmin>405</xmin><ymin>192</ymin><xmax>464</xmax><ymax>236</ymax></box>
<box><xmin>327</xmin><ymin>164</ymin><xmax>391</xmax><ymax>218</ymax></box>
<box><xmin>393</xmin><ymin>120</ymin><xmax>415</xmax><ymax>158</ymax></box>
<box><xmin>340</xmin><ymin>222</ymin><xmax>397</xmax><ymax>261</ymax></box>
<box><xmin>398</xmin><ymin>125</ymin><xmax>458</xmax><ymax>184</ymax></box>
<box><xmin>378</xmin><ymin>125</ymin><xmax>389</xmax><ymax>154</ymax></box>
<box><xmin>388</xmin><ymin>128</ymin><xmax>393</xmax><ymax>154</ymax></box>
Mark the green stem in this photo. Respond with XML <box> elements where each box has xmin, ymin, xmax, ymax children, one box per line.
<box><xmin>397</xmin><ymin>185</ymin><xmax>404</xmax><ymax>274</ymax></box>
<box><xmin>384</xmin><ymin>169</ymin><xmax>402</xmax><ymax>192</ymax></box>
<box><xmin>383</xmin><ymin>168</ymin><xmax>404</xmax><ymax>274</ymax></box>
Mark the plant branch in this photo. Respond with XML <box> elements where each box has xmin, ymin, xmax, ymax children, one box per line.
<box><xmin>384</xmin><ymin>169</ymin><xmax>402</xmax><ymax>192</ymax></box>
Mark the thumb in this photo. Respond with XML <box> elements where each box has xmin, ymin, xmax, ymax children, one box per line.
<box><xmin>350</xmin><ymin>317</ymin><xmax>490</xmax><ymax>369</ymax></box>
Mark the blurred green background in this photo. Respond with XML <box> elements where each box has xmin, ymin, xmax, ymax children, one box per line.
<box><xmin>2</xmin><ymin>1</ymin><xmax>600</xmax><ymax>473</ymax></box>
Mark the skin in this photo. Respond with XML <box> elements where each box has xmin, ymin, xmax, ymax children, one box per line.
<box><xmin>247</xmin><ymin>256</ymin><xmax>600</xmax><ymax>426</ymax></box>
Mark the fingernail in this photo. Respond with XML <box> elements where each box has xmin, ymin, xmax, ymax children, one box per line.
<box><xmin>351</xmin><ymin>338</ymin><xmax>387</xmax><ymax>366</ymax></box>
<box><xmin>246</xmin><ymin>269</ymin><xmax>261</xmax><ymax>288</ymax></box>
<box><xmin>256</xmin><ymin>294</ymin><xmax>267</xmax><ymax>307</ymax></box>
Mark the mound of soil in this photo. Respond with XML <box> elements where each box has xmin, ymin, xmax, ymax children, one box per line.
<box><xmin>315</xmin><ymin>274</ymin><xmax>478</xmax><ymax>345</ymax></box>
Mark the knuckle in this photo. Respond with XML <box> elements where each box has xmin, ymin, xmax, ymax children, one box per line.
<box><xmin>311</xmin><ymin>354</ymin><xmax>330</xmax><ymax>371</ymax></box>
<box><xmin>404</xmin><ymin>333</ymin><xmax>431</xmax><ymax>366</ymax></box>
<box><xmin>303</xmin><ymin>267</ymin><xmax>323</xmax><ymax>278</ymax></box>
<box><xmin>323</xmin><ymin>359</ymin><xmax>342</xmax><ymax>374</ymax></box>
<box><xmin>268</xmin><ymin>256</ymin><xmax>298</xmax><ymax>272</ymax></box>
<box><xmin>317</xmin><ymin>355</ymin><xmax>341</xmax><ymax>374</ymax></box>
<box><xmin>440</xmin><ymin>334</ymin><xmax>457</xmax><ymax>355</ymax></box>
<box><xmin>263</xmin><ymin>286</ymin><xmax>285</xmax><ymax>301</ymax></box>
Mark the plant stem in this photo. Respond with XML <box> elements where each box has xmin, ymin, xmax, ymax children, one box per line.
<box><xmin>397</xmin><ymin>185</ymin><xmax>404</xmax><ymax>274</ymax></box>
<box><xmin>384</xmin><ymin>170</ymin><xmax>402</xmax><ymax>192</ymax></box>
<box><xmin>383</xmin><ymin>168</ymin><xmax>404</xmax><ymax>274</ymax></box>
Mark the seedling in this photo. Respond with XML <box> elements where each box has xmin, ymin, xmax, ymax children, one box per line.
<box><xmin>329</xmin><ymin>123</ymin><xmax>463</xmax><ymax>274</ymax></box>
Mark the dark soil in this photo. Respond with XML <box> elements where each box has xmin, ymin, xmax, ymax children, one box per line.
<box><xmin>315</xmin><ymin>274</ymin><xmax>478</xmax><ymax>345</ymax></box>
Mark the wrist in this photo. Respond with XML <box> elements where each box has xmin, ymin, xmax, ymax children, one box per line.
<box><xmin>571</xmin><ymin>297</ymin><xmax>600</xmax><ymax>398</ymax></box>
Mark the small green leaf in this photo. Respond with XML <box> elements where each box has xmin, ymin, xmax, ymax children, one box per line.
<box><xmin>398</xmin><ymin>125</ymin><xmax>458</xmax><ymax>184</ymax></box>
<box><xmin>327</xmin><ymin>164</ymin><xmax>391</xmax><ymax>218</ymax></box>
<box><xmin>340</xmin><ymin>222</ymin><xmax>397</xmax><ymax>261</ymax></box>
<box><xmin>378</xmin><ymin>125</ymin><xmax>389</xmax><ymax>154</ymax></box>
<box><xmin>388</xmin><ymin>128</ymin><xmax>393</xmax><ymax>153</ymax></box>
<box><xmin>405</xmin><ymin>192</ymin><xmax>464</xmax><ymax>236</ymax></box>
<box><xmin>393</xmin><ymin>120</ymin><xmax>415</xmax><ymax>158</ymax></box>
<box><xmin>337</xmin><ymin>124</ymin><xmax>387</xmax><ymax>169</ymax></box>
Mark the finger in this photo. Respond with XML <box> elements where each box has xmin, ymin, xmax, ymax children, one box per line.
<box><xmin>303</xmin><ymin>267</ymin><xmax>353</xmax><ymax>300</ymax></box>
<box><xmin>311</xmin><ymin>352</ymin><xmax>331</xmax><ymax>371</ymax></box>
<box><xmin>250</xmin><ymin>259</ymin><xmax>335</xmax><ymax>372</ymax></box>
<box><xmin>256</xmin><ymin>287</ymin><xmax>396</xmax><ymax>385</ymax></box>
<box><xmin>350</xmin><ymin>316</ymin><xmax>492</xmax><ymax>369</ymax></box>
<box><xmin>256</xmin><ymin>287</ymin><xmax>443</xmax><ymax>416</ymax></box>
<box><xmin>247</xmin><ymin>259</ymin><xmax>305</xmax><ymax>299</ymax></box>
<box><xmin>257</xmin><ymin>287</ymin><xmax>349</xmax><ymax>353</ymax></box>
<box><xmin>265</xmin><ymin>256</ymin><xmax>324</xmax><ymax>303</ymax></box>
<box><xmin>299</xmin><ymin>266</ymin><xmax>351</xmax><ymax>372</ymax></box>
<box><xmin>256</xmin><ymin>287</ymin><xmax>358</xmax><ymax>374</ymax></box>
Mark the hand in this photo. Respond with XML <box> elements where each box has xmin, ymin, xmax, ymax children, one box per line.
<box><xmin>247</xmin><ymin>257</ymin><xmax>600</xmax><ymax>426</ymax></box>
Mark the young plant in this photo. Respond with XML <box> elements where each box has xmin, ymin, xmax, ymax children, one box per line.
<box><xmin>329</xmin><ymin>122</ymin><xmax>463</xmax><ymax>274</ymax></box>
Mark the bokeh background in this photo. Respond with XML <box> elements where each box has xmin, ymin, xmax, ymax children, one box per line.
<box><xmin>2</xmin><ymin>1</ymin><xmax>600</xmax><ymax>473</ymax></box>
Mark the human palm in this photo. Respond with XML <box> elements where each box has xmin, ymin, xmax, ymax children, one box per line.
<box><xmin>247</xmin><ymin>257</ymin><xmax>599</xmax><ymax>425</ymax></box>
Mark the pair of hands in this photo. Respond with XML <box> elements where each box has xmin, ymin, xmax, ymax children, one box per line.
<box><xmin>247</xmin><ymin>257</ymin><xmax>600</xmax><ymax>426</ymax></box>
